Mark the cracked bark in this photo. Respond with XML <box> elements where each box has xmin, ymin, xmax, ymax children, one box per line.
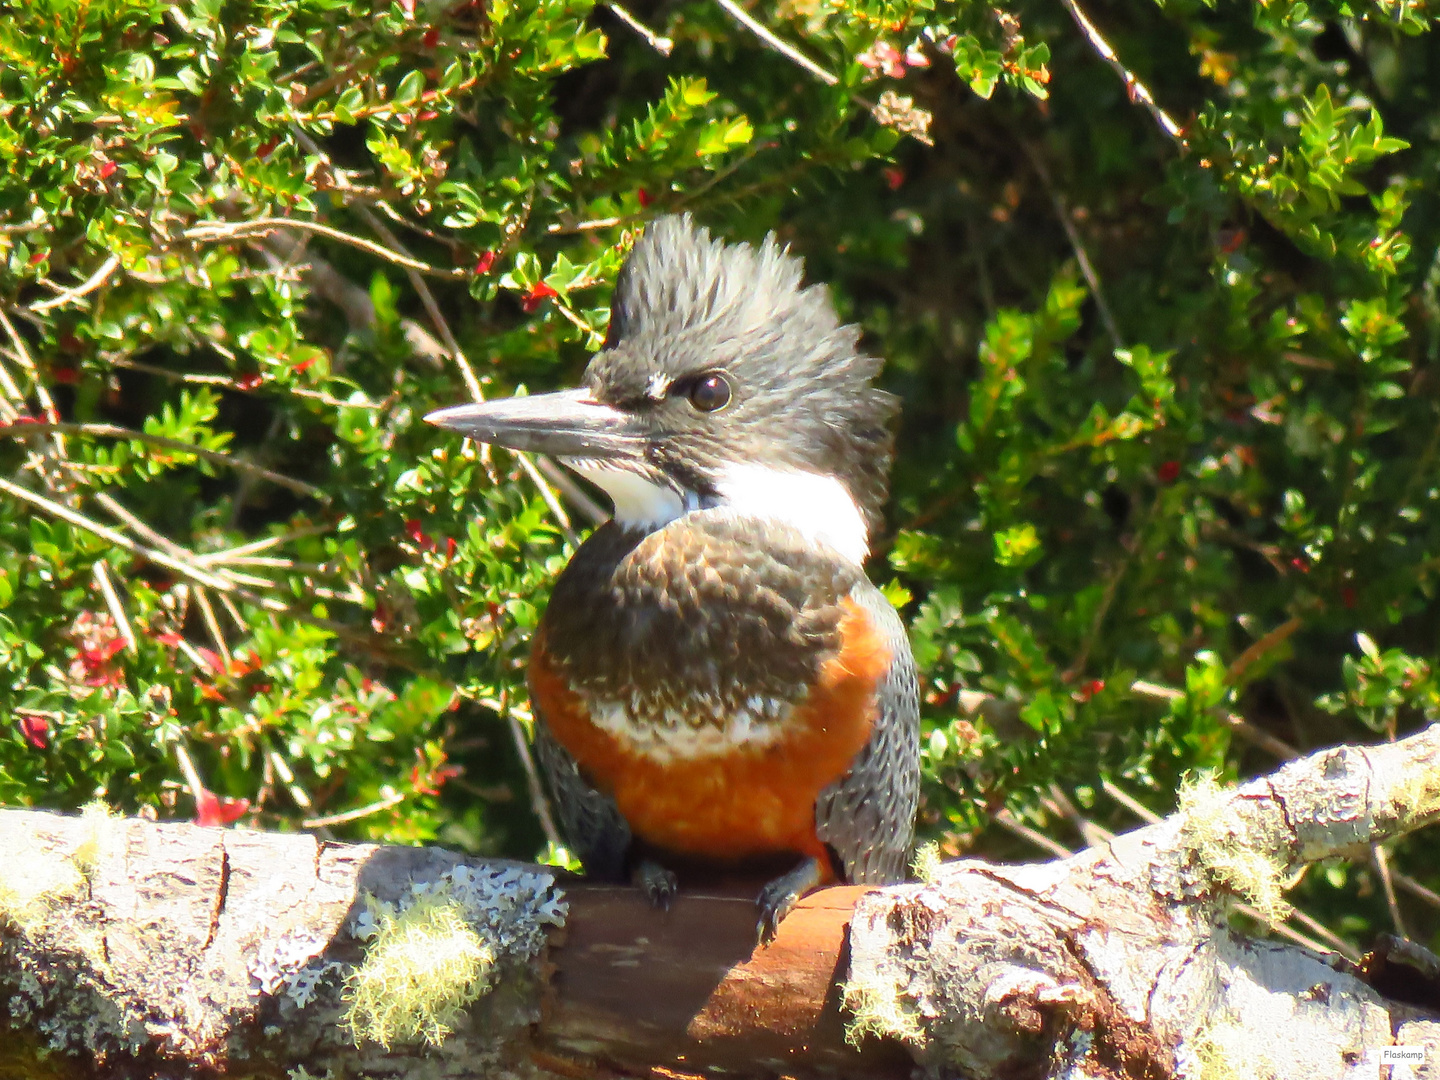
<box><xmin>1</xmin><ymin>725</ymin><xmax>1438</xmax><ymax>1079</ymax></box>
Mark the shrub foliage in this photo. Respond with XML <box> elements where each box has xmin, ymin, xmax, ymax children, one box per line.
<box><xmin>1</xmin><ymin>0</ymin><xmax>1436</xmax><ymax>951</ymax></box>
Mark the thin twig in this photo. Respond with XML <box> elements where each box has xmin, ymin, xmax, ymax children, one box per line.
<box><xmin>184</xmin><ymin>218</ymin><xmax>467</xmax><ymax>279</ymax></box>
<box><xmin>994</xmin><ymin>808</ymin><xmax>1074</xmax><ymax>859</ymax></box>
<box><xmin>714</xmin><ymin>0</ymin><xmax>835</xmax><ymax>83</ymax></box>
<box><xmin>1373</xmin><ymin>843</ymin><xmax>1408</xmax><ymax>939</ymax></box>
<box><xmin>30</xmin><ymin>254</ymin><xmax>121</xmax><ymax>313</ymax></box>
<box><xmin>302</xmin><ymin>790</ymin><xmax>407</xmax><ymax>828</ymax></box>
<box><xmin>1045</xmin><ymin>784</ymin><xmax>1111</xmax><ymax>849</ymax></box>
<box><xmin>91</xmin><ymin>560</ymin><xmax>138</xmax><ymax>656</ymax></box>
<box><xmin>193</xmin><ymin>588</ymin><xmax>233</xmax><ymax>674</ymax></box>
<box><xmin>267</xmin><ymin>748</ymin><xmax>315</xmax><ymax>811</ymax></box>
<box><xmin>1022</xmin><ymin>142</ymin><xmax>1122</xmax><ymax>352</ymax></box>
<box><xmin>344</xmin><ymin>199</ymin><xmax>485</xmax><ymax>401</ymax></box>
<box><xmin>1233</xmin><ymin>900</ymin><xmax>1355</xmax><ymax>960</ymax></box>
<box><xmin>1129</xmin><ymin>679</ymin><xmax>1300</xmax><ymax>759</ymax></box>
<box><xmin>475</xmin><ymin>693</ymin><xmax>562</xmax><ymax>849</ymax></box>
<box><xmin>517</xmin><ymin>453</ymin><xmax>576</xmax><ymax>541</ymax></box>
<box><xmin>193</xmin><ymin>523</ymin><xmax>336</xmax><ymax>566</ymax></box>
<box><xmin>535</xmin><ymin>455</ymin><xmax>608</xmax><ymax>526</ymax></box>
<box><xmin>0</xmin><ymin>477</ymin><xmax>234</xmax><ymax>591</ymax></box>
<box><xmin>713</xmin><ymin>0</ymin><xmax>932</xmax><ymax>145</ymax></box>
<box><xmin>0</xmin><ymin>305</ymin><xmax>65</xmax><ymax>472</ymax></box>
<box><xmin>1226</xmin><ymin>616</ymin><xmax>1303</xmax><ymax>687</ymax></box>
<box><xmin>1393</xmin><ymin>866</ymin><xmax>1440</xmax><ymax>909</ymax></box>
<box><xmin>607</xmin><ymin>2</ymin><xmax>673</xmax><ymax>54</ymax></box>
<box><xmin>1055</xmin><ymin>0</ymin><xmax>1184</xmax><ymax>144</ymax></box>
<box><xmin>546</xmin><ymin>215</ymin><xmax>627</xmax><ymax>235</ymax></box>
<box><xmin>0</xmin><ymin>421</ymin><xmax>325</xmax><ymax>499</ymax></box>
<box><xmin>1101</xmin><ymin>778</ymin><xmax>1161</xmax><ymax>824</ymax></box>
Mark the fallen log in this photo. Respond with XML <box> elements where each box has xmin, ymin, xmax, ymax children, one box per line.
<box><xmin>2</xmin><ymin>723</ymin><xmax>1438</xmax><ymax>1079</ymax></box>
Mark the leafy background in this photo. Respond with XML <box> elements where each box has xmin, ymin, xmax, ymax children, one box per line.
<box><xmin>1</xmin><ymin>0</ymin><xmax>1437</xmax><ymax>958</ymax></box>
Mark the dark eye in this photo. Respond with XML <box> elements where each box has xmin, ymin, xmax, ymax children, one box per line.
<box><xmin>687</xmin><ymin>372</ymin><xmax>732</xmax><ymax>413</ymax></box>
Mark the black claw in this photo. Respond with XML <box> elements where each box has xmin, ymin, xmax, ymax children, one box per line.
<box><xmin>755</xmin><ymin>857</ymin><xmax>825</xmax><ymax>946</ymax></box>
<box><xmin>634</xmin><ymin>859</ymin><xmax>678</xmax><ymax>909</ymax></box>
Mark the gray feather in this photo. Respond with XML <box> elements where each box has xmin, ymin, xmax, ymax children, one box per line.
<box><xmin>814</xmin><ymin>580</ymin><xmax>920</xmax><ymax>884</ymax></box>
<box><xmin>531</xmin><ymin>712</ymin><xmax>632</xmax><ymax>883</ymax></box>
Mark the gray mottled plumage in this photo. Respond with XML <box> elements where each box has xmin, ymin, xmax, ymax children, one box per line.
<box><xmin>535</xmin><ymin>509</ymin><xmax>919</xmax><ymax>886</ymax></box>
<box><xmin>814</xmin><ymin>580</ymin><xmax>920</xmax><ymax>884</ymax></box>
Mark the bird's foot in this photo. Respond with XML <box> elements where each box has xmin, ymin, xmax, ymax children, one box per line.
<box><xmin>756</xmin><ymin>857</ymin><xmax>825</xmax><ymax>946</ymax></box>
<box><xmin>633</xmin><ymin>859</ymin><xmax>679</xmax><ymax>909</ymax></box>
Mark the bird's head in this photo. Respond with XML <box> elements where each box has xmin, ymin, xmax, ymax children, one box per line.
<box><xmin>427</xmin><ymin>215</ymin><xmax>896</xmax><ymax>564</ymax></box>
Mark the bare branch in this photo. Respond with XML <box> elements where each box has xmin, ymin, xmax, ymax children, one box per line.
<box><xmin>0</xmin><ymin>477</ymin><xmax>234</xmax><ymax>591</ymax></box>
<box><xmin>184</xmin><ymin>218</ymin><xmax>467</xmax><ymax>279</ymax></box>
<box><xmin>29</xmin><ymin>253</ymin><xmax>121</xmax><ymax>313</ymax></box>
<box><xmin>0</xmin><ymin>421</ymin><xmax>326</xmax><ymax>499</ymax></box>
<box><xmin>607</xmin><ymin>2</ymin><xmax>673</xmax><ymax>55</ymax></box>
<box><xmin>1055</xmin><ymin>0</ymin><xmax>1185</xmax><ymax>144</ymax></box>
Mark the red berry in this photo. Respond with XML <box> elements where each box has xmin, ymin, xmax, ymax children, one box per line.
<box><xmin>1157</xmin><ymin>460</ymin><xmax>1181</xmax><ymax>484</ymax></box>
<box><xmin>474</xmin><ymin>251</ymin><xmax>496</xmax><ymax>275</ymax></box>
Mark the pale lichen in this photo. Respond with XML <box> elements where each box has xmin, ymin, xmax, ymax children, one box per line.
<box><xmin>842</xmin><ymin>973</ymin><xmax>927</xmax><ymax>1048</ymax></box>
<box><xmin>69</xmin><ymin>800</ymin><xmax>117</xmax><ymax>880</ymax></box>
<box><xmin>910</xmin><ymin>840</ymin><xmax>942</xmax><ymax>885</ymax></box>
<box><xmin>340</xmin><ymin>861</ymin><xmax>566</xmax><ymax>1049</ymax></box>
<box><xmin>1390</xmin><ymin>758</ymin><xmax>1440</xmax><ymax>826</ymax></box>
<box><xmin>1190</xmin><ymin>1016</ymin><xmax>1256</xmax><ymax>1080</ymax></box>
<box><xmin>344</xmin><ymin>886</ymin><xmax>494</xmax><ymax>1048</ymax></box>
<box><xmin>1176</xmin><ymin>772</ymin><xmax>1293</xmax><ymax>923</ymax></box>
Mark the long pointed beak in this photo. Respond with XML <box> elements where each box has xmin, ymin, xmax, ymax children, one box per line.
<box><xmin>425</xmin><ymin>388</ymin><xmax>646</xmax><ymax>460</ymax></box>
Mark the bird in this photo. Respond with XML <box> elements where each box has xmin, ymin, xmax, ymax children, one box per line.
<box><xmin>427</xmin><ymin>215</ymin><xmax>919</xmax><ymax>942</ymax></box>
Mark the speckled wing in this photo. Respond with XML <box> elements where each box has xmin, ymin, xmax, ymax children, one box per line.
<box><xmin>530</xmin><ymin>711</ymin><xmax>632</xmax><ymax>883</ymax></box>
<box><xmin>814</xmin><ymin>579</ymin><xmax>920</xmax><ymax>885</ymax></box>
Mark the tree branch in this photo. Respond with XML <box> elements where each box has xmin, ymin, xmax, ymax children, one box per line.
<box><xmin>3</xmin><ymin>726</ymin><xmax>1437</xmax><ymax>1078</ymax></box>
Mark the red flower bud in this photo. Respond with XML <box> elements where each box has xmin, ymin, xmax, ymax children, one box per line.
<box><xmin>18</xmin><ymin>715</ymin><xmax>49</xmax><ymax>750</ymax></box>
<box><xmin>521</xmin><ymin>282</ymin><xmax>558</xmax><ymax>313</ymax></box>
<box><xmin>195</xmin><ymin>789</ymin><xmax>250</xmax><ymax>827</ymax></box>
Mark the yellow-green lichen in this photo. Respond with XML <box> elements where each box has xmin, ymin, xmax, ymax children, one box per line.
<box><xmin>70</xmin><ymin>800</ymin><xmax>116</xmax><ymax>879</ymax></box>
<box><xmin>1391</xmin><ymin>759</ymin><xmax>1440</xmax><ymax>824</ymax></box>
<box><xmin>0</xmin><ymin>838</ymin><xmax>85</xmax><ymax>935</ymax></box>
<box><xmin>1177</xmin><ymin>773</ymin><xmax>1293</xmax><ymax>923</ymax></box>
<box><xmin>343</xmin><ymin>887</ymin><xmax>495</xmax><ymax>1049</ymax></box>
<box><xmin>1191</xmin><ymin>1016</ymin><xmax>1265</xmax><ymax>1080</ymax></box>
<box><xmin>842</xmin><ymin>974</ymin><xmax>926</xmax><ymax>1047</ymax></box>
<box><xmin>910</xmin><ymin>841</ymin><xmax>942</xmax><ymax>885</ymax></box>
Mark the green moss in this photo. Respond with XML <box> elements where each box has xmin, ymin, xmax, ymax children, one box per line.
<box><xmin>342</xmin><ymin>887</ymin><xmax>495</xmax><ymax>1049</ymax></box>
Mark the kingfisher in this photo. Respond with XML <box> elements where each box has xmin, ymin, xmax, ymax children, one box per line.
<box><xmin>427</xmin><ymin>215</ymin><xmax>919</xmax><ymax>942</ymax></box>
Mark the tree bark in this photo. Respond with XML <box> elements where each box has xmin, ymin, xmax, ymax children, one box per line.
<box><xmin>2</xmin><ymin>724</ymin><xmax>1438</xmax><ymax>1079</ymax></box>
